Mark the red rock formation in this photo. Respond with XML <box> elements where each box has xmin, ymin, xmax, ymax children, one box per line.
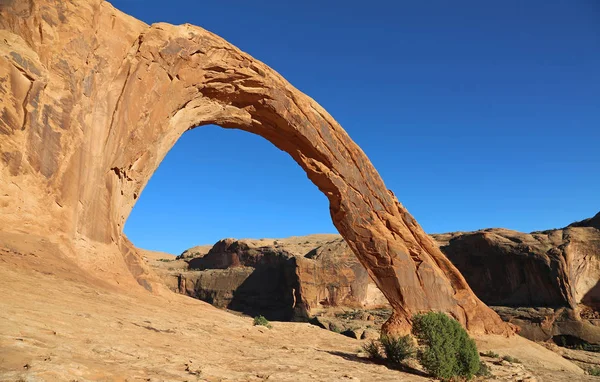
<box><xmin>0</xmin><ymin>0</ymin><xmax>511</xmax><ymax>335</ymax></box>
<box><xmin>154</xmin><ymin>236</ymin><xmax>390</xmax><ymax>320</ymax></box>
<box><xmin>433</xmin><ymin>213</ymin><xmax>600</xmax><ymax>310</ymax></box>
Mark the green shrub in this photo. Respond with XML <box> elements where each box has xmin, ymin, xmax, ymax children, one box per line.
<box><xmin>412</xmin><ymin>312</ymin><xmax>480</xmax><ymax>380</ymax></box>
<box><xmin>362</xmin><ymin>339</ymin><xmax>384</xmax><ymax>361</ymax></box>
<box><xmin>380</xmin><ymin>335</ymin><xmax>415</xmax><ymax>366</ymax></box>
<box><xmin>588</xmin><ymin>366</ymin><xmax>600</xmax><ymax>376</ymax></box>
<box><xmin>481</xmin><ymin>350</ymin><xmax>499</xmax><ymax>358</ymax></box>
<box><xmin>476</xmin><ymin>361</ymin><xmax>492</xmax><ymax>378</ymax></box>
<box><xmin>501</xmin><ymin>355</ymin><xmax>521</xmax><ymax>364</ymax></box>
<box><xmin>253</xmin><ymin>315</ymin><xmax>272</xmax><ymax>329</ymax></box>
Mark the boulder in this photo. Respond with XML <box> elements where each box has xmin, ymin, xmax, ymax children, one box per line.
<box><xmin>361</xmin><ymin>329</ymin><xmax>380</xmax><ymax>340</ymax></box>
<box><xmin>341</xmin><ymin>329</ymin><xmax>363</xmax><ymax>339</ymax></box>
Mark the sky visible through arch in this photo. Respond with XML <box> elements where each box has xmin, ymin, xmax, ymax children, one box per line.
<box><xmin>117</xmin><ymin>0</ymin><xmax>600</xmax><ymax>254</ymax></box>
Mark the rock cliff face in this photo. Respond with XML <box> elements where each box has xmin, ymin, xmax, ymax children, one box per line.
<box><xmin>432</xmin><ymin>212</ymin><xmax>600</xmax><ymax>310</ymax></box>
<box><xmin>162</xmin><ymin>213</ymin><xmax>599</xmax><ymax>322</ymax></box>
<box><xmin>152</xmin><ymin>235</ymin><xmax>388</xmax><ymax>321</ymax></box>
<box><xmin>432</xmin><ymin>213</ymin><xmax>600</xmax><ymax>345</ymax></box>
<box><xmin>0</xmin><ymin>0</ymin><xmax>508</xmax><ymax>334</ymax></box>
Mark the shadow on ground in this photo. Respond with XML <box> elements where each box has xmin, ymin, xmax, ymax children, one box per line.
<box><xmin>322</xmin><ymin>350</ymin><xmax>430</xmax><ymax>378</ymax></box>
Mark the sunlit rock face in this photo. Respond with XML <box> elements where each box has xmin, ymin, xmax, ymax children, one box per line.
<box><xmin>155</xmin><ymin>236</ymin><xmax>389</xmax><ymax>321</ymax></box>
<box><xmin>433</xmin><ymin>213</ymin><xmax>600</xmax><ymax>345</ymax></box>
<box><xmin>433</xmin><ymin>212</ymin><xmax>600</xmax><ymax>310</ymax></box>
<box><xmin>0</xmin><ymin>0</ymin><xmax>510</xmax><ymax>335</ymax></box>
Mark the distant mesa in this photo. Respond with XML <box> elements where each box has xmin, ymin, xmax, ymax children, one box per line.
<box><xmin>150</xmin><ymin>235</ymin><xmax>388</xmax><ymax>321</ymax></box>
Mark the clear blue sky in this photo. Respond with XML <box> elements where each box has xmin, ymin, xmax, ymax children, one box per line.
<box><xmin>115</xmin><ymin>0</ymin><xmax>600</xmax><ymax>254</ymax></box>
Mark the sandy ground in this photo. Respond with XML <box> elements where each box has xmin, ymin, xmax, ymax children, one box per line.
<box><xmin>0</xmin><ymin>232</ymin><xmax>593</xmax><ymax>381</ymax></box>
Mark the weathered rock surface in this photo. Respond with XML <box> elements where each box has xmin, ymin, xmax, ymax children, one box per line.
<box><xmin>151</xmin><ymin>235</ymin><xmax>388</xmax><ymax>320</ymax></box>
<box><xmin>177</xmin><ymin>244</ymin><xmax>212</xmax><ymax>259</ymax></box>
<box><xmin>543</xmin><ymin>342</ymin><xmax>600</xmax><ymax>371</ymax></box>
<box><xmin>492</xmin><ymin>306</ymin><xmax>600</xmax><ymax>345</ymax></box>
<box><xmin>432</xmin><ymin>212</ymin><xmax>600</xmax><ymax>310</ymax></box>
<box><xmin>0</xmin><ymin>235</ymin><xmax>586</xmax><ymax>381</ymax></box>
<box><xmin>153</xmin><ymin>213</ymin><xmax>600</xmax><ymax>343</ymax></box>
<box><xmin>433</xmin><ymin>214</ymin><xmax>600</xmax><ymax>346</ymax></box>
<box><xmin>431</xmin><ymin>213</ymin><xmax>600</xmax><ymax>345</ymax></box>
<box><xmin>0</xmin><ymin>0</ymin><xmax>507</xmax><ymax>334</ymax></box>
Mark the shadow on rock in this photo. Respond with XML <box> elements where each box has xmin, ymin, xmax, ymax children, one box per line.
<box><xmin>322</xmin><ymin>350</ymin><xmax>430</xmax><ymax>378</ymax></box>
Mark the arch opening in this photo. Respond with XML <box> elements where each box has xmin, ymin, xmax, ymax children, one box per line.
<box><xmin>0</xmin><ymin>1</ymin><xmax>512</xmax><ymax>336</ymax></box>
<box><xmin>97</xmin><ymin>21</ymin><xmax>512</xmax><ymax>335</ymax></box>
<box><xmin>124</xmin><ymin>124</ymin><xmax>336</xmax><ymax>255</ymax></box>
<box><xmin>124</xmin><ymin>124</ymin><xmax>368</xmax><ymax>322</ymax></box>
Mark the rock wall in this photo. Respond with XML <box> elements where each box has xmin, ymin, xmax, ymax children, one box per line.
<box><xmin>167</xmin><ymin>214</ymin><xmax>600</xmax><ymax>320</ymax></box>
<box><xmin>433</xmin><ymin>212</ymin><xmax>600</xmax><ymax>310</ymax></box>
<box><xmin>161</xmin><ymin>236</ymin><xmax>389</xmax><ymax>320</ymax></box>
<box><xmin>432</xmin><ymin>214</ymin><xmax>600</xmax><ymax>344</ymax></box>
<box><xmin>0</xmin><ymin>0</ymin><xmax>509</xmax><ymax>334</ymax></box>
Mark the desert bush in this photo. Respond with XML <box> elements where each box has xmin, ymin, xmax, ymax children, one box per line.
<box><xmin>329</xmin><ymin>323</ymin><xmax>342</xmax><ymax>333</ymax></box>
<box><xmin>412</xmin><ymin>312</ymin><xmax>480</xmax><ymax>380</ymax></box>
<box><xmin>501</xmin><ymin>355</ymin><xmax>521</xmax><ymax>363</ymax></box>
<box><xmin>362</xmin><ymin>339</ymin><xmax>384</xmax><ymax>360</ymax></box>
<box><xmin>579</xmin><ymin>343</ymin><xmax>600</xmax><ymax>352</ymax></box>
<box><xmin>587</xmin><ymin>366</ymin><xmax>600</xmax><ymax>376</ymax></box>
<box><xmin>253</xmin><ymin>315</ymin><xmax>272</xmax><ymax>329</ymax></box>
<box><xmin>556</xmin><ymin>335</ymin><xmax>600</xmax><ymax>353</ymax></box>
<box><xmin>476</xmin><ymin>361</ymin><xmax>492</xmax><ymax>378</ymax></box>
<box><xmin>380</xmin><ymin>335</ymin><xmax>415</xmax><ymax>366</ymax></box>
<box><xmin>481</xmin><ymin>350</ymin><xmax>499</xmax><ymax>358</ymax></box>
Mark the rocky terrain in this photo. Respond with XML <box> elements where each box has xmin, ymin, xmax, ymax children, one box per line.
<box><xmin>0</xmin><ymin>231</ymin><xmax>592</xmax><ymax>381</ymax></box>
<box><xmin>147</xmin><ymin>212</ymin><xmax>600</xmax><ymax>373</ymax></box>
<box><xmin>146</xmin><ymin>235</ymin><xmax>387</xmax><ymax>322</ymax></box>
<box><xmin>0</xmin><ymin>232</ymin><xmax>435</xmax><ymax>381</ymax></box>
<box><xmin>0</xmin><ymin>0</ymin><xmax>596</xmax><ymax>379</ymax></box>
<box><xmin>434</xmin><ymin>211</ymin><xmax>600</xmax><ymax>310</ymax></box>
<box><xmin>152</xmin><ymin>213</ymin><xmax>600</xmax><ymax>333</ymax></box>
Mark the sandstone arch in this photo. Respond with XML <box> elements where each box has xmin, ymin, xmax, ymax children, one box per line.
<box><xmin>0</xmin><ymin>0</ymin><xmax>511</xmax><ymax>335</ymax></box>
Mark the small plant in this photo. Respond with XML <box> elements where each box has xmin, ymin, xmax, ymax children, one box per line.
<box><xmin>501</xmin><ymin>355</ymin><xmax>521</xmax><ymax>364</ymax></box>
<box><xmin>588</xmin><ymin>366</ymin><xmax>600</xmax><ymax>376</ymax></box>
<box><xmin>380</xmin><ymin>335</ymin><xmax>415</xmax><ymax>366</ymax></box>
<box><xmin>582</xmin><ymin>343</ymin><xmax>600</xmax><ymax>352</ymax></box>
<box><xmin>253</xmin><ymin>315</ymin><xmax>272</xmax><ymax>329</ymax></box>
<box><xmin>475</xmin><ymin>361</ymin><xmax>492</xmax><ymax>378</ymax></box>
<box><xmin>329</xmin><ymin>323</ymin><xmax>342</xmax><ymax>333</ymax></box>
<box><xmin>362</xmin><ymin>339</ymin><xmax>384</xmax><ymax>361</ymax></box>
<box><xmin>412</xmin><ymin>312</ymin><xmax>481</xmax><ymax>380</ymax></box>
<box><xmin>481</xmin><ymin>350</ymin><xmax>499</xmax><ymax>358</ymax></box>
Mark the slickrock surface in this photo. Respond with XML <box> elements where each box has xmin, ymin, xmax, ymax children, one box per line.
<box><xmin>0</xmin><ymin>232</ymin><xmax>588</xmax><ymax>381</ymax></box>
<box><xmin>0</xmin><ymin>232</ymin><xmax>431</xmax><ymax>382</ymax></box>
<box><xmin>0</xmin><ymin>0</ymin><xmax>507</xmax><ymax>334</ymax></box>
